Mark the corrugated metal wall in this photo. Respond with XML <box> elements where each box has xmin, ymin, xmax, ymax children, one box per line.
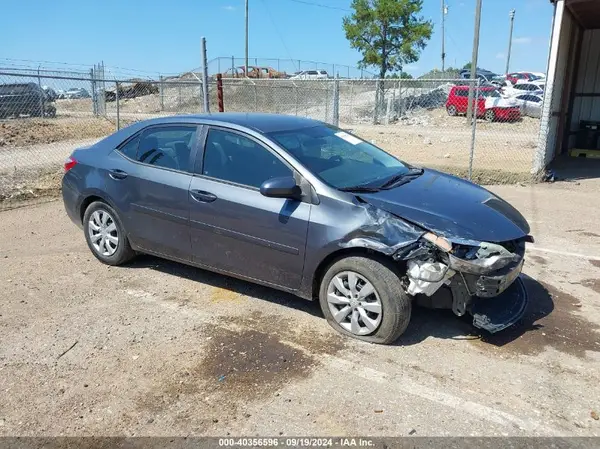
<box><xmin>570</xmin><ymin>28</ymin><xmax>600</xmax><ymax>141</ymax></box>
<box><xmin>537</xmin><ymin>3</ymin><xmax>575</xmax><ymax>167</ymax></box>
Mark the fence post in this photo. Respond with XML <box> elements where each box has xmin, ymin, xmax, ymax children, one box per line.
<box><xmin>217</xmin><ymin>73</ymin><xmax>224</xmax><ymax>112</ymax></box>
<box><xmin>201</xmin><ymin>37</ymin><xmax>210</xmax><ymax>113</ymax></box>
<box><xmin>333</xmin><ymin>76</ymin><xmax>340</xmax><ymax>127</ymax></box>
<box><xmin>325</xmin><ymin>82</ymin><xmax>330</xmax><ymax>123</ymax></box>
<box><xmin>37</xmin><ymin>66</ymin><xmax>45</xmax><ymax>118</ymax></box>
<box><xmin>115</xmin><ymin>81</ymin><xmax>120</xmax><ymax>131</ymax></box>
<box><xmin>231</xmin><ymin>56</ymin><xmax>235</xmax><ymax>73</ymax></box>
<box><xmin>385</xmin><ymin>97</ymin><xmax>392</xmax><ymax>125</ymax></box>
<box><xmin>254</xmin><ymin>84</ymin><xmax>258</xmax><ymax>112</ymax></box>
<box><xmin>159</xmin><ymin>75</ymin><xmax>164</xmax><ymax>111</ymax></box>
<box><xmin>468</xmin><ymin>79</ymin><xmax>480</xmax><ymax>181</ymax></box>
<box><xmin>349</xmin><ymin>81</ymin><xmax>354</xmax><ymax>122</ymax></box>
<box><xmin>91</xmin><ymin>68</ymin><xmax>97</xmax><ymax>116</ymax></box>
<box><xmin>374</xmin><ymin>79</ymin><xmax>381</xmax><ymax>125</ymax></box>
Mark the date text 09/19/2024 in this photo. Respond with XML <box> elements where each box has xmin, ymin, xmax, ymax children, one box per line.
<box><xmin>218</xmin><ymin>438</ymin><xmax>375</xmax><ymax>447</ymax></box>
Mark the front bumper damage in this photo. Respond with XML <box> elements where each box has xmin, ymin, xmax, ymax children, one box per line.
<box><xmin>396</xmin><ymin>234</ymin><xmax>530</xmax><ymax>333</ymax></box>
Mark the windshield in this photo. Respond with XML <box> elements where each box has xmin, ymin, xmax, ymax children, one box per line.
<box><xmin>267</xmin><ymin>125</ymin><xmax>410</xmax><ymax>189</ymax></box>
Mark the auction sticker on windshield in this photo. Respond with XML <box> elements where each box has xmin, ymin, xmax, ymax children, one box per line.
<box><xmin>335</xmin><ymin>131</ymin><xmax>362</xmax><ymax>145</ymax></box>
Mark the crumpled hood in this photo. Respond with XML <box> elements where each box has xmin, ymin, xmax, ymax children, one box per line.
<box><xmin>358</xmin><ymin>169</ymin><xmax>530</xmax><ymax>243</ymax></box>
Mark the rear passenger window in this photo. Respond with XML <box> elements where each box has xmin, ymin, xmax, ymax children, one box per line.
<box><xmin>136</xmin><ymin>126</ymin><xmax>197</xmax><ymax>172</ymax></box>
<box><xmin>118</xmin><ymin>135</ymin><xmax>140</xmax><ymax>159</ymax></box>
<box><xmin>203</xmin><ymin>128</ymin><xmax>291</xmax><ymax>188</ymax></box>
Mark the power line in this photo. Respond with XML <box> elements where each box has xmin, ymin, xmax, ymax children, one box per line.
<box><xmin>281</xmin><ymin>0</ymin><xmax>350</xmax><ymax>12</ymax></box>
<box><xmin>260</xmin><ymin>0</ymin><xmax>299</xmax><ymax>71</ymax></box>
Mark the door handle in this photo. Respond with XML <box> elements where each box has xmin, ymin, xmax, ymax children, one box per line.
<box><xmin>190</xmin><ymin>189</ymin><xmax>217</xmax><ymax>203</ymax></box>
<box><xmin>108</xmin><ymin>169</ymin><xmax>128</xmax><ymax>180</ymax></box>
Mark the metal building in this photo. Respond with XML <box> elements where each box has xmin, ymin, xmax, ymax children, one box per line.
<box><xmin>534</xmin><ymin>0</ymin><xmax>600</xmax><ymax>176</ymax></box>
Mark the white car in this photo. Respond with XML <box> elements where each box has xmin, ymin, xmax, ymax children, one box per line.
<box><xmin>512</xmin><ymin>94</ymin><xmax>544</xmax><ymax>118</ymax></box>
<box><xmin>516</xmin><ymin>79</ymin><xmax>545</xmax><ymax>91</ymax></box>
<box><xmin>290</xmin><ymin>70</ymin><xmax>329</xmax><ymax>80</ymax></box>
<box><xmin>502</xmin><ymin>82</ymin><xmax>544</xmax><ymax>97</ymax></box>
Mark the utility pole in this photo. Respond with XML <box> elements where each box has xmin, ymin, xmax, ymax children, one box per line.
<box><xmin>467</xmin><ymin>0</ymin><xmax>483</xmax><ymax>121</ymax></box>
<box><xmin>245</xmin><ymin>0</ymin><xmax>249</xmax><ymax>76</ymax></box>
<box><xmin>441</xmin><ymin>1</ymin><xmax>447</xmax><ymax>73</ymax></box>
<box><xmin>505</xmin><ymin>9</ymin><xmax>516</xmax><ymax>75</ymax></box>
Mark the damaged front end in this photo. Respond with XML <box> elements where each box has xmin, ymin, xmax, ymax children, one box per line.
<box><xmin>394</xmin><ymin>232</ymin><xmax>530</xmax><ymax>333</ymax></box>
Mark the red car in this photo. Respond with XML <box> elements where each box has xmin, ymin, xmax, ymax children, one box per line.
<box><xmin>446</xmin><ymin>86</ymin><xmax>521</xmax><ymax>122</ymax></box>
<box><xmin>506</xmin><ymin>72</ymin><xmax>537</xmax><ymax>85</ymax></box>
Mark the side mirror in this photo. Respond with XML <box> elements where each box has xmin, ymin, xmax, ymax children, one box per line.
<box><xmin>260</xmin><ymin>176</ymin><xmax>302</xmax><ymax>200</ymax></box>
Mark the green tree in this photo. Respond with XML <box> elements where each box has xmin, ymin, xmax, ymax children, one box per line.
<box><xmin>386</xmin><ymin>72</ymin><xmax>413</xmax><ymax>79</ymax></box>
<box><xmin>343</xmin><ymin>0</ymin><xmax>433</xmax><ymax>80</ymax></box>
<box><xmin>462</xmin><ymin>62</ymin><xmax>472</xmax><ymax>70</ymax></box>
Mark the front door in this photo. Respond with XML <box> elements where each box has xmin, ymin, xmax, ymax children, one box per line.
<box><xmin>188</xmin><ymin>127</ymin><xmax>311</xmax><ymax>289</ymax></box>
<box><xmin>104</xmin><ymin>124</ymin><xmax>200</xmax><ymax>261</ymax></box>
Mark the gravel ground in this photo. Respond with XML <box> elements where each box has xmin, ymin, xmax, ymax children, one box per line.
<box><xmin>0</xmin><ymin>179</ymin><xmax>599</xmax><ymax>436</ymax></box>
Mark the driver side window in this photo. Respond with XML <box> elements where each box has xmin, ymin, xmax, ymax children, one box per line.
<box><xmin>203</xmin><ymin>128</ymin><xmax>292</xmax><ymax>188</ymax></box>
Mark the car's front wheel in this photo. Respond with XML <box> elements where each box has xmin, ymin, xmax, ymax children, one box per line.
<box><xmin>319</xmin><ymin>256</ymin><xmax>411</xmax><ymax>344</ymax></box>
<box><xmin>485</xmin><ymin>109</ymin><xmax>496</xmax><ymax>122</ymax></box>
<box><xmin>83</xmin><ymin>201</ymin><xmax>135</xmax><ymax>266</ymax></box>
<box><xmin>447</xmin><ymin>105</ymin><xmax>458</xmax><ymax>116</ymax></box>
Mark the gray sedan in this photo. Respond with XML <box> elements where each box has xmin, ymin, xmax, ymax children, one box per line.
<box><xmin>62</xmin><ymin>113</ymin><xmax>532</xmax><ymax>344</ymax></box>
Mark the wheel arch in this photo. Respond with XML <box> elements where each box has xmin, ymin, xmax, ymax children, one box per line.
<box><xmin>310</xmin><ymin>247</ymin><xmax>405</xmax><ymax>300</ymax></box>
<box><xmin>78</xmin><ymin>191</ymin><xmax>117</xmax><ymax>223</ymax></box>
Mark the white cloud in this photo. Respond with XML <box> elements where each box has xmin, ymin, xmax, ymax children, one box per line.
<box><xmin>513</xmin><ymin>37</ymin><xmax>533</xmax><ymax>45</ymax></box>
<box><xmin>222</xmin><ymin>5</ymin><xmax>236</xmax><ymax>11</ymax></box>
<box><xmin>496</xmin><ymin>52</ymin><xmax>505</xmax><ymax>60</ymax></box>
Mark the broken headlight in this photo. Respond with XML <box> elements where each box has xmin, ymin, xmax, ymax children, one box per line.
<box><xmin>448</xmin><ymin>241</ymin><xmax>519</xmax><ymax>274</ymax></box>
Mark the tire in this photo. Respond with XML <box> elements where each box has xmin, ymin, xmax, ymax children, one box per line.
<box><xmin>82</xmin><ymin>201</ymin><xmax>135</xmax><ymax>266</ymax></box>
<box><xmin>447</xmin><ymin>105</ymin><xmax>458</xmax><ymax>116</ymax></box>
<box><xmin>319</xmin><ymin>256</ymin><xmax>411</xmax><ymax>344</ymax></box>
<box><xmin>485</xmin><ymin>109</ymin><xmax>495</xmax><ymax>122</ymax></box>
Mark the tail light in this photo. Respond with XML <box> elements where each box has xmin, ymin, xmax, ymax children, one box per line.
<box><xmin>64</xmin><ymin>156</ymin><xmax>77</xmax><ymax>172</ymax></box>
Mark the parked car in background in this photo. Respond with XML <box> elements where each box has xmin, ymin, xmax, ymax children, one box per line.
<box><xmin>65</xmin><ymin>88</ymin><xmax>91</xmax><ymax>99</ymax></box>
<box><xmin>290</xmin><ymin>70</ymin><xmax>329</xmax><ymax>80</ymax></box>
<box><xmin>62</xmin><ymin>113</ymin><xmax>531</xmax><ymax>344</ymax></box>
<box><xmin>446</xmin><ymin>86</ymin><xmax>521</xmax><ymax>122</ymax></box>
<box><xmin>519</xmin><ymin>71</ymin><xmax>545</xmax><ymax>79</ymax></box>
<box><xmin>506</xmin><ymin>72</ymin><xmax>544</xmax><ymax>85</ymax></box>
<box><xmin>459</xmin><ymin>68</ymin><xmax>499</xmax><ymax>86</ymax></box>
<box><xmin>512</xmin><ymin>94</ymin><xmax>544</xmax><ymax>118</ymax></box>
<box><xmin>0</xmin><ymin>82</ymin><xmax>56</xmax><ymax>118</ymax></box>
<box><xmin>515</xmin><ymin>79</ymin><xmax>545</xmax><ymax>91</ymax></box>
<box><xmin>502</xmin><ymin>82</ymin><xmax>544</xmax><ymax>98</ymax></box>
<box><xmin>42</xmin><ymin>86</ymin><xmax>58</xmax><ymax>102</ymax></box>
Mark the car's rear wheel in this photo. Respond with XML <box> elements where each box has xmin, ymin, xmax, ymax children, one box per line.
<box><xmin>485</xmin><ymin>109</ymin><xmax>496</xmax><ymax>122</ymax></box>
<box><xmin>319</xmin><ymin>256</ymin><xmax>411</xmax><ymax>344</ymax></box>
<box><xmin>447</xmin><ymin>105</ymin><xmax>458</xmax><ymax>116</ymax></box>
<box><xmin>83</xmin><ymin>201</ymin><xmax>135</xmax><ymax>266</ymax></box>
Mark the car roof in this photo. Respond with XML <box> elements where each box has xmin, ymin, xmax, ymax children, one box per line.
<box><xmin>134</xmin><ymin>113</ymin><xmax>324</xmax><ymax>134</ymax></box>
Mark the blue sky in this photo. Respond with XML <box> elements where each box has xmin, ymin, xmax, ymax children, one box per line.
<box><xmin>1</xmin><ymin>0</ymin><xmax>554</xmax><ymax>77</ymax></box>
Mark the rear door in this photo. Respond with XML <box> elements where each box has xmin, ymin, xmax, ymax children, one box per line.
<box><xmin>455</xmin><ymin>88</ymin><xmax>469</xmax><ymax>113</ymax></box>
<box><xmin>104</xmin><ymin>124</ymin><xmax>200</xmax><ymax>261</ymax></box>
<box><xmin>188</xmin><ymin>126</ymin><xmax>311</xmax><ymax>289</ymax></box>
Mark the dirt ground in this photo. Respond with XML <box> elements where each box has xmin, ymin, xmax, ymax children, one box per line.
<box><xmin>1</xmin><ymin>179</ymin><xmax>599</xmax><ymax>436</ymax></box>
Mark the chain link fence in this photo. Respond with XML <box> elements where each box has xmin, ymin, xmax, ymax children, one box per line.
<box><xmin>0</xmin><ymin>71</ymin><xmax>542</xmax><ymax>207</ymax></box>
